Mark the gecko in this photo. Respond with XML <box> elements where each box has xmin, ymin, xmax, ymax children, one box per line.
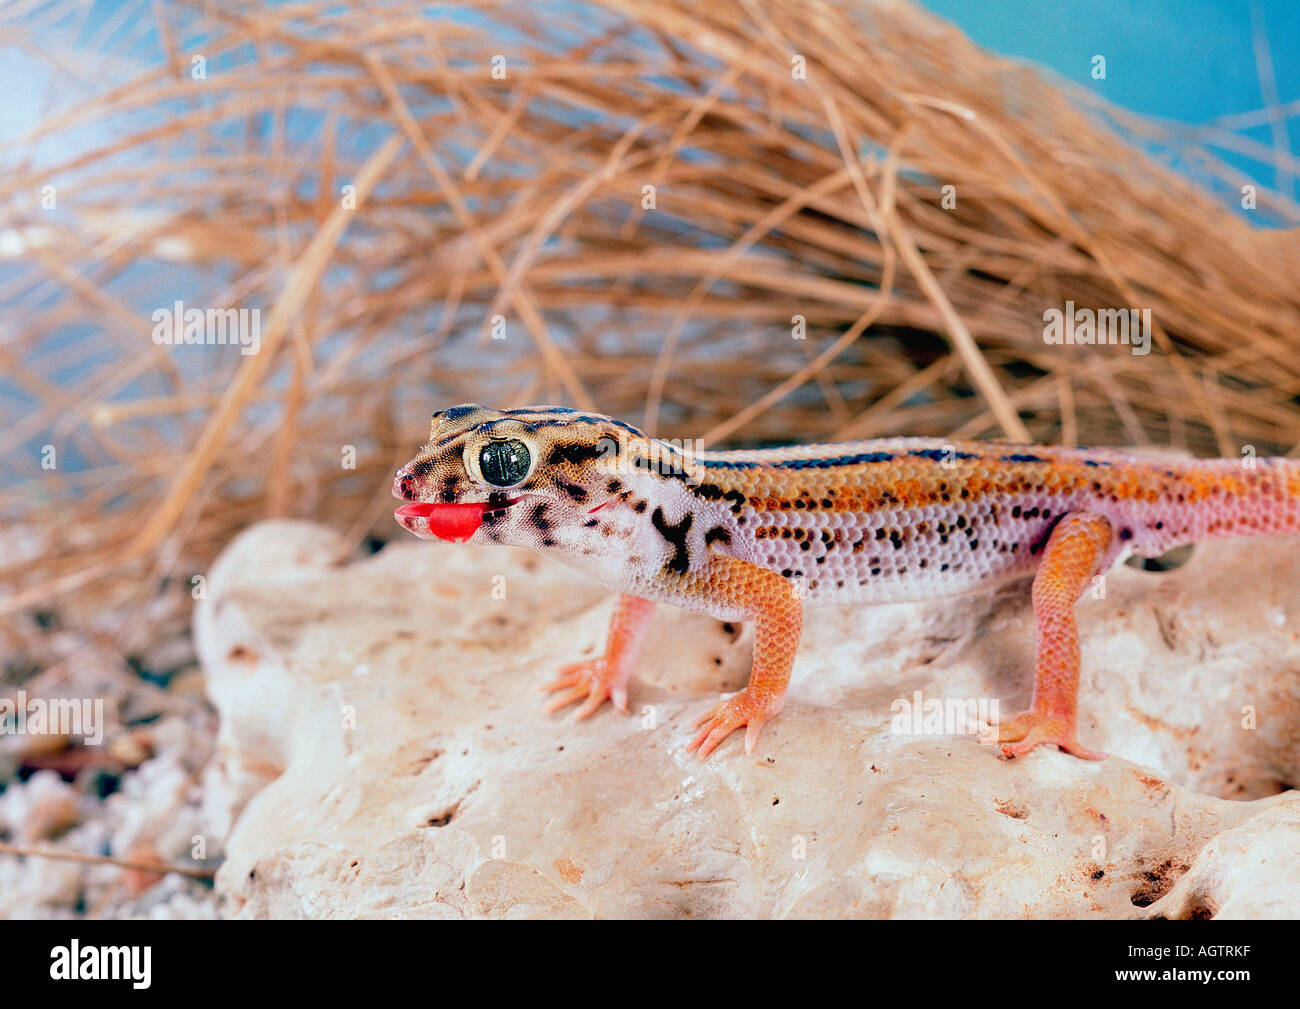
<box><xmin>393</xmin><ymin>403</ymin><xmax>1300</xmax><ymax>758</ymax></box>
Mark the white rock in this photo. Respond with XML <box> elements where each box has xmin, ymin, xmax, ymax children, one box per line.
<box><xmin>197</xmin><ymin>520</ymin><xmax>1300</xmax><ymax>918</ymax></box>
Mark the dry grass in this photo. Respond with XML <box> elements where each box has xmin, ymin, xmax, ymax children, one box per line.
<box><xmin>2</xmin><ymin>0</ymin><xmax>1298</xmax><ymax>658</ymax></box>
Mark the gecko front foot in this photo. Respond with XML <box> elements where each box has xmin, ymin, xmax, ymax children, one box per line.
<box><xmin>541</xmin><ymin>658</ymin><xmax>628</xmax><ymax>719</ymax></box>
<box><xmin>997</xmin><ymin>710</ymin><xmax>1104</xmax><ymax>760</ymax></box>
<box><xmin>687</xmin><ymin>691</ymin><xmax>784</xmax><ymax>758</ymax></box>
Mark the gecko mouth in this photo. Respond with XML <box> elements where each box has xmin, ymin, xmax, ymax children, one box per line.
<box><xmin>394</xmin><ymin>499</ymin><xmax>519</xmax><ymax>542</ymax></box>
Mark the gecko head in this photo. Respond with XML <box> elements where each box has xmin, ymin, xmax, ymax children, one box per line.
<box><xmin>392</xmin><ymin>404</ymin><xmax>648</xmax><ymax>546</ymax></box>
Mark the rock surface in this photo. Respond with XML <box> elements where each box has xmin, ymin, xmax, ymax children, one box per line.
<box><xmin>197</xmin><ymin>520</ymin><xmax>1300</xmax><ymax>918</ymax></box>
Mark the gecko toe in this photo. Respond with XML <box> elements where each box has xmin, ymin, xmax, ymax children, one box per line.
<box><xmin>997</xmin><ymin>710</ymin><xmax>1103</xmax><ymax>760</ymax></box>
<box><xmin>687</xmin><ymin>692</ymin><xmax>780</xmax><ymax>758</ymax></box>
<box><xmin>542</xmin><ymin>657</ymin><xmax>625</xmax><ymax>718</ymax></box>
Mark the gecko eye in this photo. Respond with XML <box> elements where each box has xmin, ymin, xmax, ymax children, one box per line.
<box><xmin>479</xmin><ymin>439</ymin><xmax>531</xmax><ymax>487</ymax></box>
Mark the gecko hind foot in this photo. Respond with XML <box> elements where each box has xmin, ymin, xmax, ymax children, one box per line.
<box><xmin>541</xmin><ymin>658</ymin><xmax>627</xmax><ymax>719</ymax></box>
<box><xmin>687</xmin><ymin>691</ymin><xmax>783</xmax><ymax>758</ymax></box>
<box><xmin>997</xmin><ymin>710</ymin><xmax>1104</xmax><ymax>760</ymax></box>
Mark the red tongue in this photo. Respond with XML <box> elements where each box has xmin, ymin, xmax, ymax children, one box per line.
<box><xmin>394</xmin><ymin>502</ymin><xmax>488</xmax><ymax>542</ymax></box>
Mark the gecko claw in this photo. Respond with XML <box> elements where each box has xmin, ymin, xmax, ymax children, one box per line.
<box><xmin>996</xmin><ymin>710</ymin><xmax>1105</xmax><ymax>760</ymax></box>
<box><xmin>542</xmin><ymin>658</ymin><xmax>628</xmax><ymax>719</ymax></box>
<box><xmin>687</xmin><ymin>691</ymin><xmax>783</xmax><ymax>758</ymax></box>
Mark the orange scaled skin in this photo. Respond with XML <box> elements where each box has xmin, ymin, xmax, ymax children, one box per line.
<box><xmin>997</xmin><ymin>512</ymin><xmax>1112</xmax><ymax>759</ymax></box>
<box><xmin>684</xmin><ymin>555</ymin><xmax>803</xmax><ymax>757</ymax></box>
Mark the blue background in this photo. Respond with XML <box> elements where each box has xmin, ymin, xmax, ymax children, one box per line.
<box><xmin>920</xmin><ymin>0</ymin><xmax>1299</xmax><ymax>193</ymax></box>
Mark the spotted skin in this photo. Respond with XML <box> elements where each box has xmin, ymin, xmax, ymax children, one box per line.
<box><xmin>394</xmin><ymin>404</ymin><xmax>1300</xmax><ymax>758</ymax></box>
